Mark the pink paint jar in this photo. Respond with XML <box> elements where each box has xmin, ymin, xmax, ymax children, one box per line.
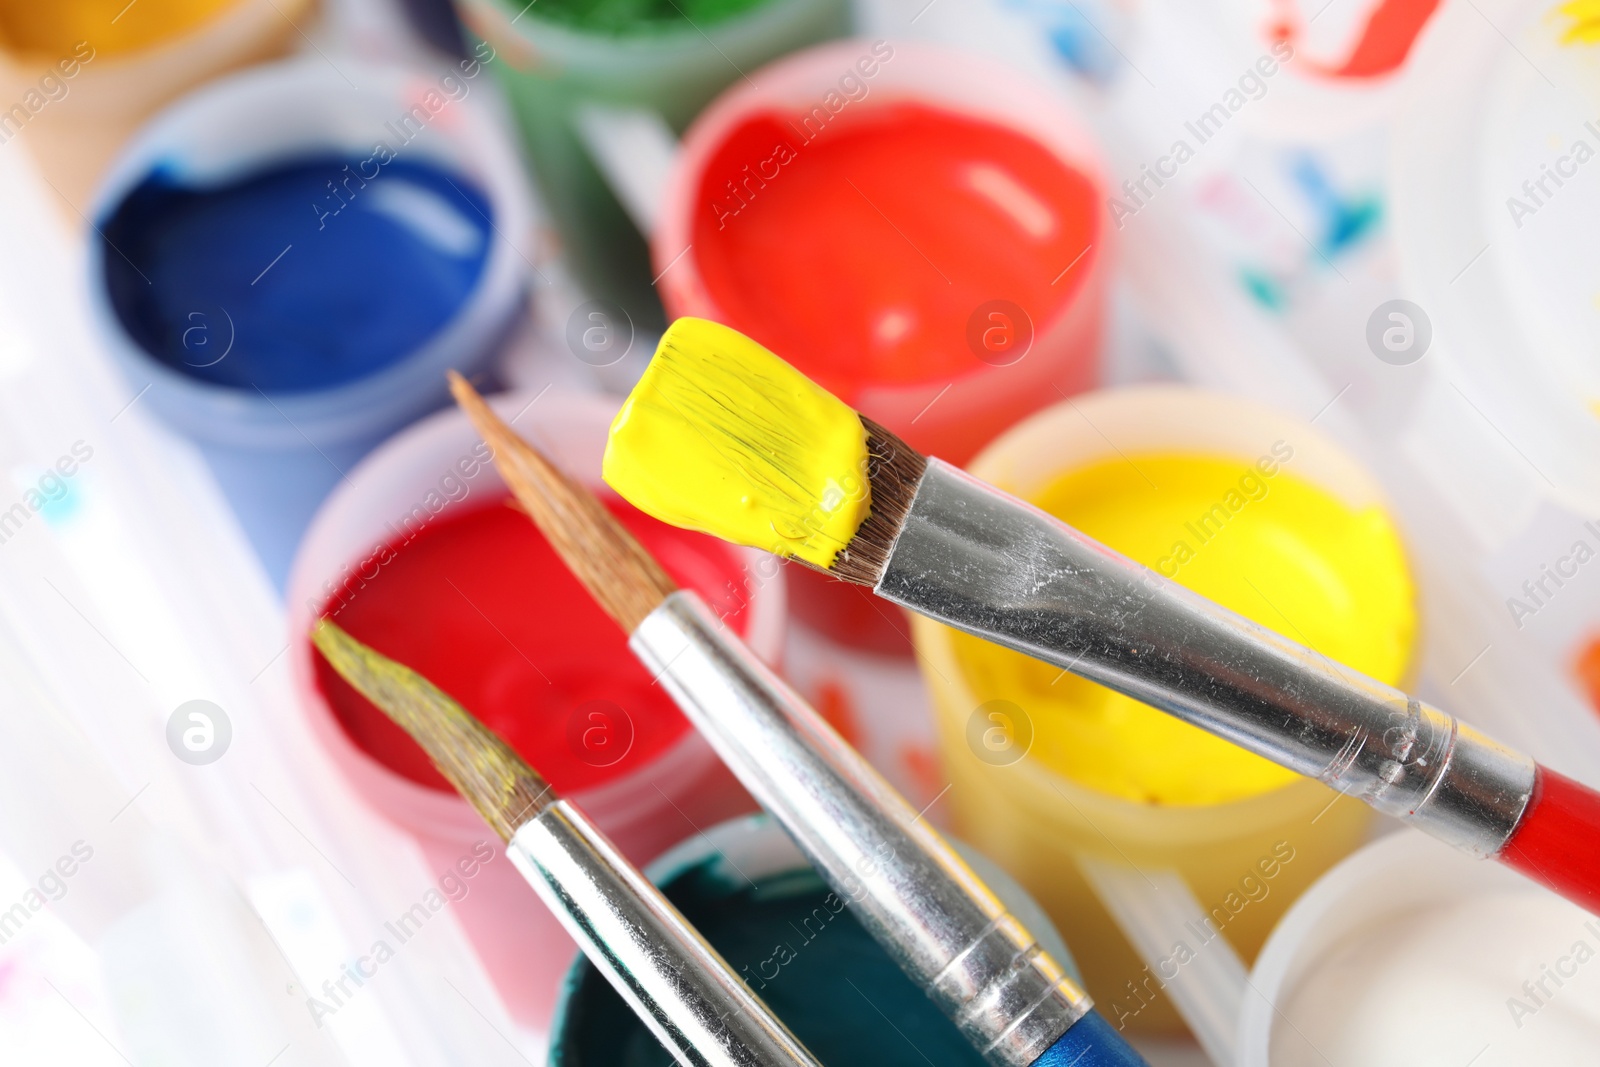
<box><xmin>286</xmin><ymin>387</ymin><xmax>782</xmax><ymax>1034</ymax></box>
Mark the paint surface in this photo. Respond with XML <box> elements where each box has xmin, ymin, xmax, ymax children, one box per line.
<box><xmin>0</xmin><ymin>0</ymin><xmax>236</xmax><ymax>57</ymax></box>
<box><xmin>951</xmin><ymin>453</ymin><xmax>1415</xmax><ymax>805</ymax></box>
<box><xmin>314</xmin><ymin>496</ymin><xmax>752</xmax><ymax>794</ymax></box>
<box><xmin>525</xmin><ymin>0</ymin><xmax>772</xmax><ymax>32</ymax></box>
<box><xmin>604</xmin><ymin>317</ymin><xmax>870</xmax><ymax>569</ymax></box>
<box><xmin>1270</xmin><ymin>0</ymin><xmax>1441</xmax><ymax>79</ymax></box>
<box><xmin>1271</xmin><ymin>889</ymin><xmax>1600</xmax><ymax>1065</ymax></box>
<box><xmin>100</xmin><ymin>155</ymin><xmax>492</xmax><ymax>393</ymax></box>
<box><xmin>551</xmin><ymin>859</ymin><xmax>988</xmax><ymax>1066</ymax></box>
<box><xmin>691</xmin><ymin>101</ymin><xmax>1099</xmax><ymax>398</ymax></box>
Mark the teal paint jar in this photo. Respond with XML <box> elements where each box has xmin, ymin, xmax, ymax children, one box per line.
<box><xmin>548</xmin><ymin>813</ymin><xmax>1083</xmax><ymax>1065</ymax></box>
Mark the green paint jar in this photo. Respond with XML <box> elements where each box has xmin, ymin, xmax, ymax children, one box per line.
<box><xmin>460</xmin><ymin>0</ymin><xmax>850</xmax><ymax>330</ymax></box>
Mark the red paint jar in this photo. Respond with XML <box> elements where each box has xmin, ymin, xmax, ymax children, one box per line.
<box><xmin>656</xmin><ymin>40</ymin><xmax>1109</xmax><ymax>652</ymax></box>
<box><xmin>287</xmin><ymin>388</ymin><xmax>782</xmax><ymax>1034</ymax></box>
<box><xmin>656</xmin><ymin>39</ymin><xmax>1110</xmax><ymax>469</ymax></box>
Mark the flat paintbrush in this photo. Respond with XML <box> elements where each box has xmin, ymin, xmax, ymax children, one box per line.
<box><xmin>450</xmin><ymin>372</ymin><xmax>1146</xmax><ymax>1067</ymax></box>
<box><xmin>591</xmin><ymin>316</ymin><xmax>1600</xmax><ymax>918</ymax></box>
<box><xmin>310</xmin><ymin>620</ymin><xmax>823</xmax><ymax>1067</ymax></box>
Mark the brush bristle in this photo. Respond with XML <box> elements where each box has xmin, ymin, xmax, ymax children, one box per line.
<box><xmin>599</xmin><ymin>318</ymin><xmax>930</xmax><ymax>581</ymax></box>
<box><xmin>449</xmin><ymin>373</ymin><xmax>677</xmax><ymax>633</ymax></box>
<box><xmin>827</xmin><ymin>415</ymin><xmax>928</xmax><ymax>586</ymax></box>
<box><xmin>311</xmin><ymin>620</ymin><xmax>551</xmax><ymax>841</ymax></box>
<box><xmin>601</xmin><ymin>318</ymin><xmax>877</xmax><ymax>572</ymax></box>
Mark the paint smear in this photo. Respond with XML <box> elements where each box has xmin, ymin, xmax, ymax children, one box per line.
<box><xmin>951</xmin><ymin>452</ymin><xmax>1416</xmax><ymax>805</ymax></box>
<box><xmin>0</xmin><ymin>0</ymin><xmax>238</xmax><ymax>59</ymax></box>
<box><xmin>1560</xmin><ymin>0</ymin><xmax>1600</xmax><ymax>45</ymax></box>
<box><xmin>1271</xmin><ymin>0</ymin><xmax>1442</xmax><ymax>79</ymax></box>
<box><xmin>691</xmin><ymin>101</ymin><xmax>1099</xmax><ymax>396</ymax></box>
<box><xmin>314</xmin><ymin>496</ymin><xmax>752</xmax><ymax>794</ymax></box>
<box><xmin>1577</xmin><ymin>634</ymin><xmax>1600</xmax><ymax>713</ymax></box>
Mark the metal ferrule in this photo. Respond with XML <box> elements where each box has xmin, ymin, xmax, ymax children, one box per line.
<box><xmin>632</xmin><ymin>593</ymin><xmax>1092</xmax><ymax>1067</ymax></box>
<box><xmin>878</xmin><ymin>459</ymin><xmax>1537</xmax><ymax>856</ymax></box>
<box><xmin>509</xmin><ymin>800</ymin><xmax>821</xmax><ymax>1067</ymax></box>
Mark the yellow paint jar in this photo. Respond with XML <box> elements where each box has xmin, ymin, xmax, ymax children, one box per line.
<box><xmin>0</xmin><ymin>0</ymin><xmax>315</xmax><ymax>213</ymax></box>
<box><xmin>912</xmin><ymin>385</ymin><xmax>1418</xmax><ymax>1036</ymax></box>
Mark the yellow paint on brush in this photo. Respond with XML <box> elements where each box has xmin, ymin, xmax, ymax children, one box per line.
<box><xmin>951</xmin><ymin>452</ymin><xmax>1417</xmax><ymax>806</ymax></box>
<box><xmin>603</xmin><ymin>317</ymin><xmax>871</xmax><ymax>568</ymax></box>
<box><xmin>0</xmin><ymin>0</ymin><xmax>237</xmax><ymax>59</ymax></box>
<box><xmin>1559</xmin><ymin>0</ymin><xmax>1600</xmax><ymax>44</ymax></box>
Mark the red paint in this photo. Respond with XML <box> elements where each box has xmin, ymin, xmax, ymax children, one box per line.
<box><xmin>692</xmin><ymin>102</ymin><xmax>1100</xmax><ymax>401</ymax></box>
<box><xmin>314</xmin><ymin>496</ymin><xmax>751</xmax><ymax>794</ymax></box>
<box><xmin>785</xmin><ymin>562</ymin><xmax>913</xmax><ymax>656</ymax></box>
<box><xmin>1498</xmin><ymin>765</ymin><xmax>1600</xmax><ymax>916</ymax></box>
<box><xmin>1272</xmin><ymin>0</ymin><xmax>1441</xmax><ymax>80</ymax></box>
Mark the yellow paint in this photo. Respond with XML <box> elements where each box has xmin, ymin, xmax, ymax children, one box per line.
<box><xmin>951</xmin><ymin>452</ymin><xmax>1416</xmax><ymax>806</ymax></box>
<box><xmin>603</xmin><ymin>317</ymin><xmax>870</xmax><ymax>568</ymax></box>
<box><xmin>0</xmin><ymin>0</ymin><xmax>238</xmax><ymax>59</ymax></box>
<box><xmin>1558</xmin><ymin>0</ymin><xmax>1600</xmax><ymax>44</ymax></box>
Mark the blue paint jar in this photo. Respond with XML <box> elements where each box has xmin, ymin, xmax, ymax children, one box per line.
<box><xmin>88</xmin><ymin>57</ymin><xmax>531</xmax><ymax>588</ymax></box>
<box><xmin>548</xmin><ymin>814</ymin><xmax>1083</xmax><ymax>1066</ymax></box>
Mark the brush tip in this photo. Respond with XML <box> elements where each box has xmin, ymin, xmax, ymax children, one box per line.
<box><xmin>311</xmin><ymin>619</ymin><xmax>551</xmax><ymax>840</ymax></box>
<box><xmin>601</xmin><ymin>318</ymin><xmax>873</xmax><ymax>570</ymax></box>
<box><xmin>448</xmin><ymin>374</ymin><xmax>678</xmax><ymax>633</ymax></box>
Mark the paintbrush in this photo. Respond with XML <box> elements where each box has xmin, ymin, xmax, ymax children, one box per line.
<box><xmin>309</xmin><ymin>619</ymin><xmax>823</xmax><ymax>1067</ymax></box>
<box><xmin>449</xmin><ymin>372</ymin><xmax>1149</xmax><ymax>1067</ymax></box>
<box><xmin>586</xmin><ymin>316</ymin><xmax>1600</xmax><ymax>918</ymax></box>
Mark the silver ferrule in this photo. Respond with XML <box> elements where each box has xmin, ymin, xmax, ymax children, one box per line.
<box><xmin>878</xmin><ymin>459</ymin><xmax>1536</xmax><ymax>856</ymax></box>
<box><xmin>509</xmin><ymin>800</ymin><xmax>821</xmax><ymax>1067</ymax></box>
<box><xmin>632</xmin><ymin>593</ymin><xmax>1092</xmax><ymax>1067</ymax></box>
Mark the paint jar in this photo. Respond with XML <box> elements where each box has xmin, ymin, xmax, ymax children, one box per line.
<box><xmin>547</xmin><ymin>812</ymin><xmax>1081</xmax><ymax>1065</ymax></box>
<box><xmin>659</xmin><ymin>36</ymin><xmax>1110</xmax><ymax>681</ymax></box>
<box><xmin>458</xmin><ymin>0</ymin><xmax>849</xmax><ymax>328</ymax></box>
<box><xmin>659</xmin><ymin>38</ymin><xmax>1109</xmax><ymax>467</ymax></box>
<box><xmin>1239</xmin><ymin>829</ymin><xmax>1600</xmax><ymax>1065</ymax></box>
<box><xmin>0</xmin><ymin>0</ymin><xmax>316</xmax><ymax>213</ymax></box>
<box><xmin>87</xmin><ymin>57</ymin><xmax>531</xmax><ymax>589</ymax></box>
<box><xmin>1391</xmin><ymin>0</ymin><xmax>1600</xmax><ymax>755</ymax></box>
<box><xmin>287</xmin><ymin>387</ymin><xmax>782</xmax><ymax>1033</ymax></box>
<box><xmin>913</xmin><ymin>384</ymin><xmax>1416</xmax><ymax>1034</ymax></box>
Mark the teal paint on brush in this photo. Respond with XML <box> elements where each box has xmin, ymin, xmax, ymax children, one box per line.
<box><xmin>551</xmin><ymin>859</ymin><xmax>990</xmax><ymax>1066</ymax></box>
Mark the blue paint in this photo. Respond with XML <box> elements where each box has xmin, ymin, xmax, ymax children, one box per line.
<box><xmin>551</xmin><ymin>860</ymin><xmax>991</xmax><ymax>1066</ymax></box>
<box><xmin>1006</xmin><ymin>0</ymin><xmax>1122</xmax><ymax>83</ymax></box>
<box><xmin>1288</xmin><ymin>152</ymin><xmax>1382</xmax><ymax>258</ymax></box>
<box><xmin>100</xmin><ymin>155</ymin><xmax>492</xmax><ymax>393</ymax></box>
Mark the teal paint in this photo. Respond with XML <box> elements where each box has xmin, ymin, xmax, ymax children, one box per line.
<box><xmin>550</xmin><ymin>860</ymin><xmax>990</xmax><ymax>1066</ymax></box>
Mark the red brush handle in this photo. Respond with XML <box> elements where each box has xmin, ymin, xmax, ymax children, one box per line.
<box><xmin>1497</xmin><ymin>765</ymin><xmax>1600</xmax><ymax>914</ymax></box>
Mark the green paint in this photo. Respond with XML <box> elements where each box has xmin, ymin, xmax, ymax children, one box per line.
<box><xmin>550</xmin><ymin>859</ymin><xmax>990</xmax><ymax>1066</ymax></box>
<box><xmin>519</xmin><ymin>0</ymin><xmax>773</xmax><ymax>34</ymax></box>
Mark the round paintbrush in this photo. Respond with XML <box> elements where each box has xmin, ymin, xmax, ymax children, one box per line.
<box><xmin>310</xmin><ymin>619</ymin><xmax>823</xmax><ymax>1067</ymax></box>
<box><xmin>590</xmin><ymin>316</ymin><xmax>1600</xmax><ymax>919</ymax></box>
